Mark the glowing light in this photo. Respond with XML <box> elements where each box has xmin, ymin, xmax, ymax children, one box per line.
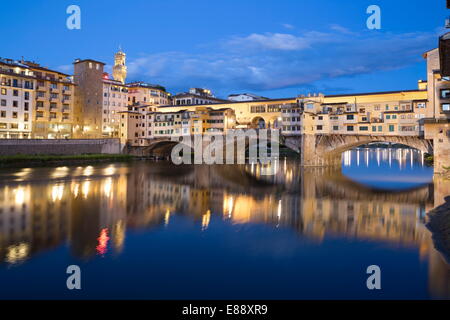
<box><xmin>164</xmin><ymin>209</ymin><xmax>170</xmax><ymax>227</ymax></box>
<box><xmin>72</xmin><ymin>183</ymin><xmax>80</xmax><ymax>197</ymax></box>
<box><xmin>5</xmin><ymin>243</ymin><xmax>29</xmax><ymax>264</ymax></box>
<box><xmin>104</xmin><ymin>165</ymin><xmax>116</xmax><ymax>176</ymax></box>
<box><xmin>14</xmin><ymin>186</ymin><xmax>26</xmax><ymax>205</ymax></box>
<box><xmin>14</xmin><ymin>168</ymin><xmax>32</xmax><ymax>181</ymax></box>
<box><xmin>96</xmin><ymin>228</ymin><xmax>110</xmax><ymax>256</ymax></box>
<box><xmin>277</xmin><ymin>200</ymin><xmax>282</xmax><ymax>220</ymax></box>
<box><xmin>51</xmin><ymin>166</ymin><xmax>69</xmax><ymax>179</ymax></box>
<box><xmin>83</xmin><ymin>166</ymin><xmax>94</xmax><ymax>176</ymax></box>
<box><xmin>202</xmin><ymin>210</ymin><xmax>211</xmax><ymax>231</ymax></box>
<box><xmin>103</xmin><ymin>177</ymin><xmax>113</xmax><ymax>198</ymax></box>
<box><xmin>51</xmin><ymin>184</ymin><xmax>64</xmax><ymax>202</ymax></box>
<box><xmin>82</xmin><ymin>181</ymin><xmax>90</xmax><ymax>198</ymax></box>
<box><xmin>226</xmin><ymin>196</ymin><xmax>234</xmax><ymax>218</ymax></box>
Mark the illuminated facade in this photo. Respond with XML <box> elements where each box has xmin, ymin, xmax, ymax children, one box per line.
<box><xmin>0</xmin><ymin>59</ymin><xmax>34</xmax><ymax>139</ymax></box>
<box><xmin>112</xmin><ymin>48</ymin><xmax>127</xmax><ymax>84</ymax></box>
<box><xmin>118</xmin><ymin>106</ymin><xmax>236</xmax><ymax>146</ymax></box>
<box><xmin>0</xmin><ymin>58</ymin><xmax>75</xmax><ymax>139</ymax></box>
<box><xmin>26</xmin><ymin>62</ymin><xmax>75</xmax><ymax>139</ymax></box>
<box><xmin>102</xmin><ymin>75</ymin><xmax>129</xmax><ymax>137</ymax></box>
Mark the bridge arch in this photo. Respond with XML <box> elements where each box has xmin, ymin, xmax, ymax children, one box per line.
<box><xmin>250</xmin><ymin>117</ymin><xmax>266</xmax><ymax>129</ymax></box>
<box><xmin>301</xmin><ymin>134</ymin><xmax>434</xmax><ymax>167</ymax></box>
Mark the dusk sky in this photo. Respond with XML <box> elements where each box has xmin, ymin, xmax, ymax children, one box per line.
<box><xmin>0</xmin><ymin>0</ymin><xmax>447</xmax><ymax>98</ymax></box>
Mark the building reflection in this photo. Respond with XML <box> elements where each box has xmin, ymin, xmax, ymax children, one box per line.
<box><xmin>0</xmin><ymin>160</ymin><xmax>449</xmax><ymax>298</ymax></box>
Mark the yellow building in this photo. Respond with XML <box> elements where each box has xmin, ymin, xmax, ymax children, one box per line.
<box><xmin>26</xmin><ymin>62</ymin><xmax>75</xmax><ymax>139</ymax></box>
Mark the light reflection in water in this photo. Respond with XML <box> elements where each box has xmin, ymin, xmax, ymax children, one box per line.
<box><xmin>0</xmin><ymin>157</ymin><xmax>448</xmax><ymax>299</ymax></box>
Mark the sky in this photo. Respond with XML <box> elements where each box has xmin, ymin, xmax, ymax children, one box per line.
<box><xmin>0</xmin><ymin>0</ymin><xmax>447</xmax><ymax>99</ymax></box>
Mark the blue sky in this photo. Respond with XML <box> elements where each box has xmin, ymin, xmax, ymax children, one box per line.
<box><xmin>0</xmin><ymin>0</ymin><xmax>447</xmax><ymax>98</ymax></box>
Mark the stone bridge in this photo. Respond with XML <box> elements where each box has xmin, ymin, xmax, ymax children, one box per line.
<box><xmin>284</xmin><ymin>134</ymin><xmax>433</xmax><ymax>166</ymax></box>
<box><xmin>125</xmin><ymin>133</ymin><xmax>434</xmax><ymax>168</ymax></box>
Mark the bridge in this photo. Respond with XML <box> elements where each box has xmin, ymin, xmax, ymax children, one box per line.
<box><xmin>125</xmin><ymin>132</ymin><xmax>434</xmax><ymax>168</ymax></box>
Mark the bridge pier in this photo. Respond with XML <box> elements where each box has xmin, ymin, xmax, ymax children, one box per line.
<box><xmin>300</xmin><ymin>134</ymin><xmax>341</xmax><ymax>167</ymax></box>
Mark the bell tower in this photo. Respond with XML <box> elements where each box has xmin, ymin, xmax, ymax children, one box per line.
<box><xmin>113</xmin><ymin>46</ymin><xmax>127</xmax><ymax>84</ymax></box>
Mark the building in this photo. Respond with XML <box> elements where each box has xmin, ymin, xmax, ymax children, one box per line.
<box><xmin>112</xmin><ymin>48</ymin><xmax>127</xmax><ymax>84</ymax></box>
<box><xmin>102</xmin><ymin>74</ymin><xmax>129</xmax><ymax>137</ymax></box>
<box><xmin>25</xmin><ymin>61</ymin><xmax>75</xmax><ymax>139</ymax></box>
<box><xmin>421</xmin><ymin>47</ymin><xmax>450</xmax><ymax>173</ymax></box>
<box><xmin>127</xmin><ymin>82</ymin><xmax>169</xmax><ymax>107</ymax></box>
<box><xmin>0</xmin><ymin>58</ymin><xmax>34</xmax><ymax>139</ymax></box>
<box><xmin>0</xmin><ymin>58</ymin><xmax>75</xmax><ymax>139</ymax></box>
<box><xmin>73</xmin><ymin>58</ymin><xmax>106</xmax><ymax>138</ymax></box>
<box><xmin>286</xmin><ymin>88</ymin><xmax>429</xmax><ymax>137</ymax></box>
<box><xmin>228</xmin><ymin>93</ymin><xmax>269</xmax><ymax>102</ymax></box>
<box><xmin>172</xmin><ymin>88</ymin><xmax>226</xmax><ymax>106</ymax></box>
<box><xmin>119</xmin><ymin>106</ymin><xmax>236</xmax><ymax>146</ymax></box>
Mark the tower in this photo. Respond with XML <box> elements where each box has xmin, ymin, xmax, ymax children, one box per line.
<box><xmin>113</xmin><ymin>47</ymin><xmax>127</xmax><ymax>84</ymax></box>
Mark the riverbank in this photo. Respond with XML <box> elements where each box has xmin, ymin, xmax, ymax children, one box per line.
<box><xmin>0</xmin><ymin>154</ymin><xmax>135</xmax><ymax>168</ymax></box>
<box><xmin>427</xmin><ymin>197</ymin><xmax>450</xmax><ymax>264</ymax></box>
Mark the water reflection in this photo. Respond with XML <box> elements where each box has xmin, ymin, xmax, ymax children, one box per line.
<box><xmin>0</xmin><ymin>151</ymin><xmax>449</xmax><ymax>299</ymax></box>
<box><xmin>342</xmin><ymin>148</ymin><xmax>433</xmax><ymax>190</ymax></box>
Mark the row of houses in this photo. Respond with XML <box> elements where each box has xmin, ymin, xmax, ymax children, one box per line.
<box><xmin>1</xmin><ymin>48</ymin><xmax>449</xmax><ymax>150</ymax></box>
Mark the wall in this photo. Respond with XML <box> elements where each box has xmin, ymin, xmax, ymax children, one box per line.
<box><xmin>0</xmin><ymin>139</ymin><xmax>120</xmax><ymax>156</ymax></box>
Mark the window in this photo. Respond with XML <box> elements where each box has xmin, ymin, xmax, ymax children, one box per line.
<box><xmin>392</xmin><ymin>115</ymin><xmax>397</xmax><ymax>119</ymax></box>
<box><xmin>0</xmin><ymin>111</ymin><xmax>6</xmax><ymax>118</ymax></box>
<box><xmin>24</xmin><ymin>92</ymin><xmax>29</xmax><ymax>100</ymax></box>
<box><xmin>378</xmin><ymin>126</ymin><xmax>383</xmax><ymax>131</ymax></box>
<box><xmin>389</xmin><ymin>125</ymin><xmax>395</xmax><ymax>132</ymax></box>
<box><xmin>442</xmin><ymin>103</ymin><xmax>450</xmax><ymax>112</ymax></box>
<box><xmin>0</xmin><ymin>88</ymin><xmax>6</xmax><ymax>95</ymax></box>
<box><xmin>13</xmin><ymin>90</ymin><xmax>18</xmax><ymax>96</ymax></box>
<box><xmin>441</xmin><ymin>89</ymin><xmax>450</xmax><ymax>99</ymax></box>
<box><xmin>12</xmin><ymin>101</ymin><xmax>18</xmax><ymax>108</ymax></box>
<box><xmin>346</xmin><ymin>114</ymin><xmax>354</xmax><ymax>120</ymax></box>
<box><xmin>12</xmin><ymin>112</ymin><xmax>18</xmax><ymax>118</ymax></box>
<box><xmin>372</xmin><ymin>126</ymin><xmax>377</xmax><ymax>132</ymax></box>
<box><xmin>347</xmin><ymin>126</ymin><xmax>354</xmax><ymax>132</ymax></box>
<box><xmin>316</xmin><ymin>125</ymin><xmax>323</xmax><ymax>130</ymax></box>
<box><xmin>333</xmin><ymin>125</ymin><xmax>339</xmax><ymax>131</ymax></box>
<box><xmin>359</xmin><ymin>126</ymin><xmax>368</xmax><ymax>131</ymax></box>
<box><xmin>0</xmin><ymin>100</ymin><xmax>6</xmax><ymax>107</ymax></box>
<box><xmin>386</xmin><ymin>115</ymin><xmax>391</xmax><ymax>119</ymax></box>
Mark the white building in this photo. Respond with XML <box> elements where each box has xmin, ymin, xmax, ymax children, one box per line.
<box><xmin>0</xmin><ymin>58</ymin><xmax>34</xmax><ymax>139</ymax></box>
<box><xmin>228</xmin><ymin>93</ymin><xmax>269</xmax><ymax>102</ymax></box>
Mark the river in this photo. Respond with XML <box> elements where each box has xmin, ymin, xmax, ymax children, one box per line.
<box><xmin>0</xmin><ymin>147</ymin><xmax>449</xmax><ymax>299</ymax></box>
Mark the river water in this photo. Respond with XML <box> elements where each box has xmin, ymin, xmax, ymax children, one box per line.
<box><xmin>0</xmin><ymin>147</ymin><xmax>449</xmax><ymax>299</ymax></box>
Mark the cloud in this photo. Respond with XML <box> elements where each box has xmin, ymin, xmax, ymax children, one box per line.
<box><xmin>282</xmin><ymin>23</ymin><xmax>295</xmax><ymax>30</ymax></box>
<box><xmin>56</xmin><ymin>64</ymin><xmax>72</xmax><ymax>74</ymax></box>
<box><xmin>124</xmin><ymin>25</ymin><xmax>438</xmax><ymax>96</ymax></box>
